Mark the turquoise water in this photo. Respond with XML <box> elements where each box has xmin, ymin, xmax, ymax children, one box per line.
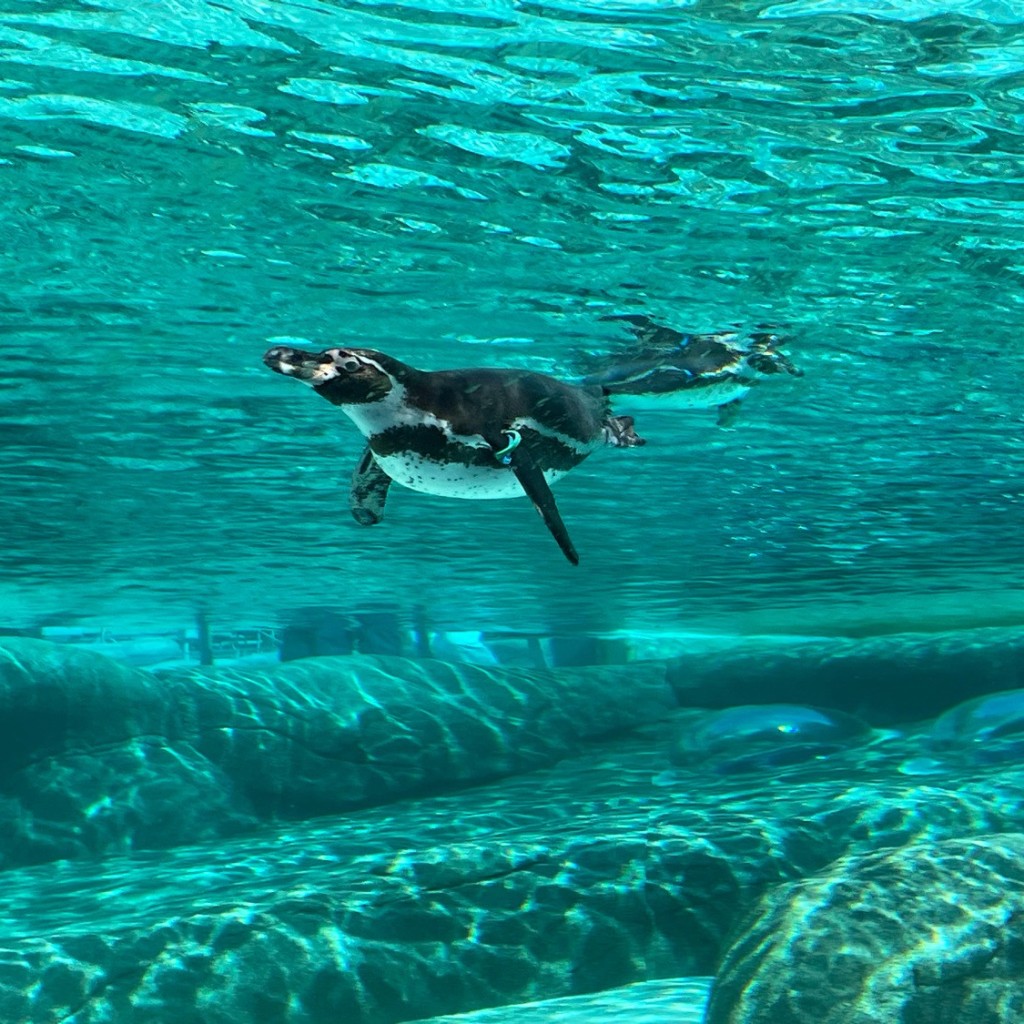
<box><xmin>4</xmin><ymin>0</ymin><xmax>1024</xmax><ymax>639</ymax></box>
<box><xmin>3</xmin><ymin>1</ymin><xmax>1024</xmax><ymax>1022</ymax></box>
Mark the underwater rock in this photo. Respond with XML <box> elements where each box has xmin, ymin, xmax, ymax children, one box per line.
<box><xmin>669</xmin><ymin>704</ymin><xmax>871</xmax><ymax>774</ymax></box>
<box><xmin>0</xmin><ymin>637</ymin><xmax>174</xmax><ymax>775</ymax></box>
<box><xmin>665</xmin><ymin>627</ymin><xmax>1024</xmax><ymax>721</ymax></box>
<box><xmin>706</xmin><ymin>833</ymin><xmax>1024</xmax><ymax>1024</ymax></box>
<box><xmin>162</xmin><ymin>652</ymin><xmax>675</xmax><ymax>816</ymax></box>
<box><xmin>0</xmin><ymin>811</ymin><xmax>737</xmax><ymax>1024</ymax></box>
<box><xmin>1</xmin><ymin>703</ymin><xmax>1023</xmax><ymax>1023</ymax></box>
<box><xmin>0</xmin><ymin>638</ymin><xmax>675</xmax><ymax>868</ymax></box>
<box><xmin>7</xmin><ymin>635</ymin><xmax>1024</xmax><ymax>1021</ymax></box>
<box><xmin>1</xmin><ymin>741</ymin><xmax>248</xmax><ymax>869</ymax></box>
<box><xmin>0</xmin><ymin>638</ymin><xmax>253</xmax><ymax>867</ymax></box>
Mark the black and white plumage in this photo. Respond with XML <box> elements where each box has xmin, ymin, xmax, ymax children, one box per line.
<box><xmin>262</xmin><ymin>316</ymin><xmax>799</xmax><ymax>564</ymax></box>
<box><xmin>579</xmin><ymin>315</ymin><xmax>802</xmax><ymax>416</ymax></box>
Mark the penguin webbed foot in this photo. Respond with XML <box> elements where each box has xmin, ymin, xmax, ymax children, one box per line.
<box><xmin>605</xmin><ymin>415</ymin><xmax>646</xmax><ymax>448</ymax></box>
<box><xmin>351</xmin><ymin>507</ymin><xmax>383</xmax><ymax>526</ymax></box>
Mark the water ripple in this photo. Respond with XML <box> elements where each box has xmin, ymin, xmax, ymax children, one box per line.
<box><xmin>0</xmin><ymin>92</ymin><xmax>188</xmax><ymax>136</ymax></box>
<box><xmin>761</xmin><ymin>0</ymin><xmax>1024</xmax><ymax>24</ymax></box>
<box><xmin>1</xmin><ymin>0</ymin><xmax>1023</xmax><ymax>636</ymax></box>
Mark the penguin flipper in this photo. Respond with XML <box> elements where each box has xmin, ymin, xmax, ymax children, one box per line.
<box><xmin>507</xmin><ymin>443</ymin><xmax>580</xmax><ymax>566</ymax></box>
<box><xmin>350</xmin><ymin>446</ymin><xmax>392</xmax><ymax>526</ymax></box>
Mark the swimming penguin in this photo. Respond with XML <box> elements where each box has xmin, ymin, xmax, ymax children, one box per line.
<box><xmin>579</xmin><ymin>315</ymin><xmax>802</xmax><ymax>425</ymax></box>
<box><xmin>262</xmin><ymin>315</ymin><xmax>800</xmax><ymax>565</ymax></box>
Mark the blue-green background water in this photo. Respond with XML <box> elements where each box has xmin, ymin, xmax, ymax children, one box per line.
<box><xmin>3</xmin><ymin>4</ymin><xmax>1024</xmax><ymax>1022</ymax></box>
<box><xmin>4</xmin><ymin>0</ymin><xmax>1024</xmax><ymax>642</ymax></box>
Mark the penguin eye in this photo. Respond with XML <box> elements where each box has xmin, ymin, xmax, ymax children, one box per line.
<box><xmin>339</xmin><ymin>357</ymin><xmax>361</xmax><ymax>373</ymax></box>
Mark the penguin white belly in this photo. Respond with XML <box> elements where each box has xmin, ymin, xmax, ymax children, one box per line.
<box><xmin>618</xmin><ymin>381</ymin><xmax>751</xmax><ymax>411</ymax></box>
<box><xmin>373</xmin><ymin>451</ymin><xmax>568</xmax><ymax>500</ymax></box>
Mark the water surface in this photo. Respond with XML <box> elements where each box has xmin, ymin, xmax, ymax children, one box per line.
<box><xmin>2</xmin><ymin>0</ymin><xmax>1023</xmax><ymax>640</ymax></box>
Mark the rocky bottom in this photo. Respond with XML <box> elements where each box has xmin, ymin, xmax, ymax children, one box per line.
<box><xmin>1</xmin><ymin>634</ymin><xmax>1023</xmax><ymax>1023</ymax></box>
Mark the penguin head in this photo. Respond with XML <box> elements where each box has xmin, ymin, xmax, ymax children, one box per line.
<box><xmin>263</xmin><ymin>346</ymin><xmax>395</xmax><ymax>405</ymax></box>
